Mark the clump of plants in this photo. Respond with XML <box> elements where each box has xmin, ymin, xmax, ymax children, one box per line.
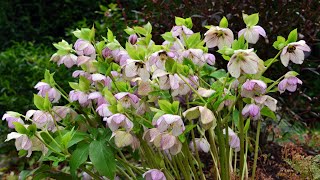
<box><xmin>2</xmin><ymin>14</ymin><xmax>310</xmax><ymax>179</ymax></box>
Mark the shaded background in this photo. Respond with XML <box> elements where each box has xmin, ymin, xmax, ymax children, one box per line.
<box><xmin>0</xmin><ymin>0</ymin><xmax>319</xmax><ymax>177</ymax></box>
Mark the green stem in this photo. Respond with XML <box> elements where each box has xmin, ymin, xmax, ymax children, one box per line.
<box><xmin>207</xmin><ymin>128</ymin><xmax>220</xmax><ymax>180</ymax></box>
<box><xmin>238</xmin><ymin>100</ymin><xmax>245</xmax><ymax>179</ymax></box>
<box><xmin>80</xmin><ymin>165</ymin><xmax>101</xmax><ymax>180</ymax></box>
<box><xmin>182</xmin><ymin>142</ymin><xmax>199</xmax><ymax>180</ymax></box>
<box><xmin>262</xmin><ymin>50</ymin><xmax>282</xmax><ymax>74</ymax></box>
<box><xmin>191</xmin><ymin>127</ymin><xmax>205</xmax><ymax>180</ymax></box>
<box><xmin>215</xmin><ymin>115</ymin><xmax>229</xmax><ymax>180</ymax></box>
<box><xmin>117</xmin><ymin>165</ymin><xmax>133</xmax><ymax>180</ymax></box>
<box><xmin>177</xmin><ymin>73</ymin><xmax>206</xmax><ymax>104</ymax></box>
<box><xmin>35</xmin><ymin>134</ymin><xmax>65</xmax><ymax>157</ymax></box>
<box><xmin>251</xmin><ymin>120</ymin><xmax>261</xmax><ymax>180</ymax></box>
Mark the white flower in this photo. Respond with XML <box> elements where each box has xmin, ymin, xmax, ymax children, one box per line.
<box><xmin>238</xmin><ymin>26</ymin><xmax>266</xmax><ymax>44</ymax></box>
<box><xmin>204</xmin><ymin>26</ymin><xmax>234</xmax><ymax>49</ymax></box>
<box><xmin>280</xmin><ymin>40</ymin><xmax>311</xmax><ymax>67</ymax></box>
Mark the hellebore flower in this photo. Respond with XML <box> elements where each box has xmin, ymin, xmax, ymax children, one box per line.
<box><xmin>143</xmin><ymin>169</ymin><xmax>166</xmax><ymax>180</ymax></box>
<box><xmin>2</xmin><ymin>111</ymin><xmax>24</xmax><ymax>129</ymax></box>
<box><xmin>88</xmin><ymin>92</ymin><xmax>108</xmax><ymax>106</ymax></box>
<box><xmin>26</xmin><ymin>110</ymin><xmax>56</xmax><ymax>132</ymax></box>
<box><xmin>114</xmin><ymin>92</ymin><xmax>139</xmax><ymax>109</ymax></box>
<box><xmin>123</xmin><ymin>59</ymin><xmax>150</xmax><ymax>81</ymax></box>
<box><xmin>223</xmin><ymin>128</ymin><xmax>240</xmax><ymax>152</ymax></box>
<box><xmin>197</xmin><ymin>87</ymin><xmax>215</xmax><ymax>98</ymax></box>
<box><xmin>242</xmin><ymin>104</ymin><xmax>260</xmax><ymax>120</ymax></box>
<box><xmin>147</xmin><ymin>51</ymin><xmax>168</xmax><ymax>72</ymax></box>
<box><xmin>91</xmin><ymin>73</ymin><xmax>112</xmax><ymax>88</ymax></box>
<box><xmin>280</xmin><ymin>40</ymin><xmax>311</xmax><ymax>67</ymax></box>
<box><xmin>72</xmin><ymin>70</ymin><xmax>91</xmax><ymax>79</ymax></box>
<box><xmin>278</xmin><ymin>76</ymin><xmax>302</xmax><ymax>93</ymax></box>
<box><xmin>227</xmin><ymin>49</ymin><xmax>261</xmax><ymax>78</ymax></box>
<box><xmin>204</xmin><ymin>53</ymin><xmax>216</xmax><ymax>65</ymax></box>
<box><xmin>169</xmin><ymin>74</ymin><xmax>191</xmax><ymax>97</ymax></box>
<box><xmin>128</xmin><ymin>34</ymin><xmax>138</xmax><ymax>45</ymax></box>
<box><xmin>34</xmin><ymin>82</ymin><xmax>61</xmax><ymax>103</ymax></box>
<box><xmin>96</xmin><ymin>104</ymin><xmax>113</xmax><ymax>117</ymax></box>
<box><xmin>102</xmin><ymin>47</ymin><xmax>112</xmax><ymax>58</ymax></box>
<box><xmin>112</xmin><ymin>130</ymin><xmax>134</xmax><ymax>148</ymax></box>
<box><xmin>52</xmin><ymin>106</ymin><xmax>77</xmax><ymax>121</ymax></box>
<box><xmin>111</xmin><ymin>49</ymin><xmax>130</xmax><ymax>66</ymax></box>
<box><xmin>104</xmin><ymin>114</ymin><xmax>133</xmax><ymax>132</ymax></box>
<box><xmin>241</xmin><ymin>79</ymin><xmax>267</xmax><ymax>98</ymax></box>
<box><xmin>183</xmin><ymin>106</ymin><xmax>216</xmax><ymax>130</ymax></box>
<box><xmin>143</xmin><ymin>128</ymin><xmax>162</xmax><ymax>144</ymax></box>
<box><xmin>254</xmin><ymin>95</ymin><xmax>277</xmax><ymax>111</ymax></box>
<box><xmin>69</xmin><ymin>90</ymin><xmax>91</xmax><ymax>107</ymax></box>
<box><xmin>171</xmin><ymin>25</ymin><xmax>193</xmax><ymax>37</ymax></box>
<box><xmin>155</xmin><ymin>114</ymin><xmax>185</xmax><ymax>136</ymax></box>
<box><xmin>152</xmin><ymin>69</ymin><xmax>171</xmax><ymax>90</ymax></box>
<box><xmin>238</xmin><ymin>26</ymin><xmax>266</xmax><ymax>44</ymax></box>
<box><xmin>181</xmin><ymin>49</ymin><xmax>206</xmax><ymax>67</ymax></box>
<box><xmin>189</xmin><ymin>138</ymin><xmax>210</xmax><ymax>153</ymax></box>
<box><xmin>204</xmin><ymin>26</ymin><xmax>234</xmax><ymax>49</ymax></box>
<box><xmin>74</xmin><ymin>39</ymin><xmax>95</xmax><ymax>56</ymax></box>
<box><xmin>52</xmin><ymin>54</ymin><xmax>77</xmax><ymax>68</ymax></box>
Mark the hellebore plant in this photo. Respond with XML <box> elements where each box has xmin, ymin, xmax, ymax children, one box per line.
<box><xmin>2</xmin><ymin>13</ymin><xmax>310</xmax><ymax>180</ymax></box>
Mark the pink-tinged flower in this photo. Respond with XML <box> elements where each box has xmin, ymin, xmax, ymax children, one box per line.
<box><xmin>103</xmin><ymin>114</ymin><xmax>133</xmax><ymax>132</ymax></box>
<box><xmin>171</xmin><ymin>25</ymin><xmax>193</xmax><ymax>37</ymax></box>
<box><xmin>143</xmin><ymin>128</ymin><xmax>162</xmax><ymax>144</ymax></box>
<box><xmin>155</xmin><ymin>114</ymin><xmax>185</xmax><ymax>136</ymax></box>
<box><xmin>77</xmin><ymin>55</ymin><xmax>92</xmax><ymax>66</ymax></box>
<box><xmin>34</xmin><ymin>82</ymin><xmax>61</xmax><ymax>103</ymax></box>
<box><xmin>204</xmin><ymin>26</ymin><xmax>234</xmax><ymax>49</ymax></box>
<box><xmin>91</xmin><ymin>73</ymin><xmax>112</xmax><ymax>88</ymax></box>
<box><xmin>143</xmin><ymin>169</ymin><xmax>166</xmax><ymax>180</ymax></box>
<box><xmin>52</xmin><ymin>106</ymin><xmax>77</xmax><ymax>121</ymax></box>
<box><xmin>111</xmin><ymin>49</ymin><xmax>130</xmax><ymax>66</ymax></box>
<box><xmin>102</xmin><ymin>47</ymin><xmax>112</xmax><ymax>58</ymax></box>
<box><xmin>183</xmin><ymin>106</ymin><xmax>216</xmax><ymax>130</ymax></box>
<box><xmin>55</xmin><ymin>54</ymin><xmax>77</xmax><ymax>68</ymax></box>
<box><xmin>189</xmin><ymin>138</ymin><xmax>210</xmax><ymax>153</ymax></box>
<box><xmin>152</xmin><ymin>69</ymin><xmax>171</xmax><ymax>90</ymax></box>
<box><xmin>26</xmin><ymin>110</ymin><xmax>56</xmax><ymax>131</ymax></box>
<box><xmin>197</xmin><ymin>87</ymin><xmax>215</xmax><ymax>98</ymax></box>
<box><xmin>241</xmin><ymin>79</ymin><xmax>267</xmax><ymax>98</ymax></box>
<box><xmin>280</xmin><ymin>40</ymin><xmax>311</xmax><ymax>67</ymax></box>
<box><xmin>242</xmin><ymin>104</ymin><xmax>260</xmax><ymax>120</ymax></box>
<box><xmin>238</xmin><ymin>26</ymin><xmax>266</xmax><ymax>44</ymax></box>
<box><xmin>2</xmin><ymin>111</ymin><xmax>24</xmax><ymax>129</ymax></box>
<box><xmin>74</xmin><ymin>39</ymin><xmax>95</xmax><ymax>56</ymax></box>
<box><xmin>128</xmin><ymin>34</ymin><xmax>138</xmax><ymax>45</ymax></box>
<box><xmin>88</xmin><ymin>92</ymin><xmax>108</xmax><ymax>106</ymax></box>
<box><xmin>146</xmin><ymin>51</ymin><xmax>168</xmax><ymax>72</ymax></box>
<box><xmin>204</xmin><ymin>53</ymin><xmax>216</xmax><ymax>65</ymax></box>
<box><xmin>69</xmin><ymin>90</ymin><xmax>91</xmax><ymax>107</ymax></box>
<box><xmin>227</xmin><ymin>49</ymin><xmax>261</xmax><ymax>78</ymax></box>
<box><xmin>96</xmin><ymin>103</ymin><xmax>113</xmax><ymax>117</ymax></box>
<box><xmin>138</xmin><ymin>81</ymin><xmax>153</xmax><ymax>96</ymax></box>
<box><xmin>123</xmin><ymin>59</ymin><xmax>150</xmax><ymax>81</ymax></box>
<box><xmin>223</xmin><ymin>128</ymin><xmax>240</xmax><ymax>152</ymax></box>
<box><xmin>254</xmin><ymin>95</ymin><xmax>277</xmax><ymax>111</ymax></box>
<box><xmin>181</xmin><ymin>49</ymin><xmax>206</xmax><ymax>67</ymax></box>
<box><xmin>114</xmin><ymin>92</ymin><xmax>139</xmax><ymax>108</ymax></box>
<box><xmin>72</xmin><ymin>70</ymin><xmax>91</xmax><ymax>79</ymax></box>
<box><xmin>112</xmin><ymin>130</ymin><xmax>134</xmax><ymax>148</ymax></box>
<box><xmin>278</xmin><ymin>76</ymin><xmax>302</xmax><ymax>93</ymax></box>
<box><xmin>169</xmin><ymin>74</ymin><xmax>191</xmax><ymax>97</ymax></box>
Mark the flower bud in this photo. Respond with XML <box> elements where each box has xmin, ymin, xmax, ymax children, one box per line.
<box><xmin>129</xmin><ymin>34</ymin><xmax>138</xmax><ymax>45</ymax></box>
<box><xmin>242</xmin><ymin>104</ymin><xmax>260</xmax><ymax>120</ymax></box>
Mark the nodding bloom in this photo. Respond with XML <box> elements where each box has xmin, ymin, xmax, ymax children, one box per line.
<box><xmin>26</xmin><ymin>110</ymin><xmax>56</xmax><ymax>132</ymax></box>
<box><xmin>91</xmin><ymin>73</ymin><xmax>112</xmax><ymax>88</ymax></box>
<box><xmin>189</xmin><ymin>138</ymin><xmax>210</xmax><ymax>153</ymax></box>
<box><xmin>128</xmin><ymin>34</ymin><xmax>138</xmax><ymax>45</ymax></box>
<box><xmin>254</xmin><ymin>95</ymin><xmax>277</xmax><ymax>111</ymax></box>
<box><xmin>114</xmin><ymin>92</ymin><xmax>139</xmax><ymax>109</ymax></box>
<box><xmin>88</xmin><ymin>92</ymin><xmax>108</xmax><ymax>106</ymax></box>
<box><xmin>112</xmin><ymin>130</ymin><xmax>140</xmax><ymax>149</ymax></box>
<box><xmin>227</xmin><ymin>49</ymin><xmax>262</xmax><ymax>78</ymax></box>
<box><xmin>161</xmin><ymin>133</ymin><xmax>182</xmax><ymax>155</ymax></box>
<box><xmin>6</xmin><ymin>132</ymin><xmax>48</xmax><ymax>157</ymax></box>
<box><xmin>204</xmin><ymin>53</ymin><xmax>216</xmax><ymax>65</ymax></box>
<box><xmin>223</xmin><ymin>128</ymin><xmax>240</xmax><ymax>152</ymax></box>
<box><xmin>197</xmin><ymin>87</ymin><xmax>216</xmax><ymax>98</ymax></box>
<box><xmin>171</xmin><ymin>25</ymin><xmax>193</xmax><ymax>37</ymax></box>
<box><xmin>52</xmin><ymin>106</ymin><xmax>77</xmax><ymax>121</ymax></box>
<box><xmin>2</xmin><ymin>111</ymin><xmax>24</xmax><ymax>129</ymax></box>
<box><xmin>278</xmin><ymin>76</ymin><xmax>302</xmax><ymax>94</ymax></box>
<box><xmin>122</xmin><ymin>59</ymin><xmax>150</xmax><ymax>81</ymax></box>
<box><xmin>72</xmin><ymin>70</ymin><xmax>91</xmax><ymax>79</ymax></box>
<box><xmin>34</xmin><ymin>82</ymin><xmax>61</xmax><ymax>103</ymax></box>
<box><xmin>96</xmin><ymin>103</ymin><xmax>113</xmax><ymax>117</ymax></box>
<box><xmin>111</xmin><ymin>49</ymin><xmax>130</xmax><ymax>66</ymax></box>
<box><xmin>280</xmin><ymin>40</ymin><xmax>311</xmax><ymax>67</ymax></box>
<box><xmin>143</xmin><ymin>169</ymin><xmax>166</xmax><ymax>180</ymax></box>
<box><xmin>51</xmin><ymin>54</ymin><xmax>77</xmax><ymax>68</ymax></box>
<box><xmin>183</xmin><ymin>106</ymin><xmax>216</xmax><ymax>130</ymax></box>
<box><xmin>242</xmin><ymin>104</ymin><xmax>261</xmax><ymax>120</ymax></box>
<box><xmin>169</xmin><ymin>74</ymin><xmax>191</xmax><ymax>97</ymax></box>
<box><xmin>69</xmin><ymin>90</ymin><xmax>91</xmax><ymax>107</ymax></box>
<box><xmin>204</xmin><ymin>26</ymin><xmax>234</xmax><ymax>49</ymax></box>
<box><xmin>238</xmin><ymin>26</ymin><xmax>266</xmax><ymax>44</ymax></box>
<box><xmin>181</xmin><ymin>49</ymin><xmax>206</xmax><ymax>67</ymax></box>
<box><xmin>147</xmin><ymin>51</ymin><xmax>168</xmax><ymax>72</ymax></box>
<box><xmin>103</xmin><ymin>114</ymin><xmax>133</xmax><ymax>132</ymax></box>
<box><xmin>74</xmin><ymin>39</ymin><xmax>95</xmax><ymax>56</ymax></box>
<box><xmin>241</xmin><ymin>79</ymin><xmax>267</xmax><ymax>98</ymax></box>
<box><xmin>102</xmin><ymin>47</ymin><xmax>112</xmax><ymax>58</ymax></box>
<box><xmin>155</xmin><ymin>114</ymin><xmax>185</xmax><ymax>136</ymax></box>
<box><xmin>152</xmin><ymin>69</ymin><xmax>171</xmax><ymax>90</ymax></box>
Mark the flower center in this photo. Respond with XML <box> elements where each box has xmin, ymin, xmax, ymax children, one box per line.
<box><xmin>159</xmin><ymin>52</ymin><xmax>168</xmax><ymax>61</ymax></box>
<box><xmin>287</xmin><ymin>45</ymin><xmax>296</xmax><ymax>53</ymax></box>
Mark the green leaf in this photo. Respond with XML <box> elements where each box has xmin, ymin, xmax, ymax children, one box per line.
<box><xmin>89</xmin><ymin>140</ymin><xmax>116</xmax><ymax>179</ymax></box>
<box><xmin>102</xmin><ymin>88</ymin><xmax>116</xmax><ymax>105</ymax></box>
<box><xmin>13</xmin><ymin>122</ymin><xmax>28</xmax><ymax>134</ymax></box>
<box><xmin>243</xmin><ymin>118</ymin><xmax>251</xmax><ymax>133</ymax></box>
<box><xmin>209</xmin><ymin>69</ymin><xmax>227</xmax><ymax>79</ymax></box>
<box><xmin>143</xmin><ymin>22</ymin><xmax>152</xmax><ymax>34</ymax></box>
<box><xmin>69</xmin><ymin>82</ymin><xmax>79</xmax><ymax>90</ymax></box>
<box><xmin>185</xmin><ymin>17</ymin><xmax>193</xmax><ymax>29</ymax></box>
<box><xmin>186</xmin><ymin>33</ymin><xmax>202</xmax><ymax>49</ymax></box>
<box><xmin>287</xmin><ymin>29</ymin><xmax>297</xmax><ymax>43</ymax></box>
<box><xmin>243</xmin><ymin>13</ymin><xmax>259</xmax><ymax>27</ymax></box>
<box><xmin>161</xmin><ymin>32</ymin><xmax>175</xmax><ymax>42</ymax></box>
<box><xmin>219</xmin><ymin>16</ymin><xmax>228</xmax><ymax>28</ymax></box>
<box><xmin>61</xmin><ymin>127</ymin><xmax>75</xmax><ymax>148</ymax></box>
<box><xmin>27</xmin><ymin>124</ymin><xmax>37</xmax><ymax>136</ymax></box>
<box><xmin>260</xmin><ymin>106</ymin><xmax>277</xmax><ymax>120</ymax></box>
<box><xmin>89</xmin><ymin>25</ymin><xmax>95</xmax><ymax>41</ymax></box>
<box><xmin>158</xmin><ymin>100</ymin><xmax>174</xmax><ymax>114</ymax></box>
<box><xmin>175</xmin><ymin>17</ymin><xmax>185</xmax><ymax>26</ymax></box>
<box><xmin>34</xmin><ymin>94</ymin><xmax>44</xmax><ymax>110</ymax></box>
<box><xmin>133</xmin><ymin>26</ymin><xmax>147</xmax><ymax>36</ymax></box>
<box><xmin>171</xmin><ymin>101</ymin><xmax>180</xmax><ymax>114</ymax></box>
<box><xmin>79</xmin><ymin>76</ymin><xmax>90</xmax><ymax>92</ymax></box>
<box><xmin>43</xmin><ymin>94</ymin><xmax>52</xmax><ymax>111</ymax></box>
<box><xmin>233</xmin><ymin>109</ymin><xmax>240</xmax><ymax>128</ymax></box>
<box><xmin>107</xmin><ymin>29</ymin><xmax>114</xmax><ymax>42</ymax></box>
<box><xmin>70</xmin><ymin>143</ymin><xmax>89</xmax><ymax>178</ymax></box>
<box><xmin>124</xmin><ymin>27</ymin><xmax>135</xmax><ymax>35</ymax></box>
